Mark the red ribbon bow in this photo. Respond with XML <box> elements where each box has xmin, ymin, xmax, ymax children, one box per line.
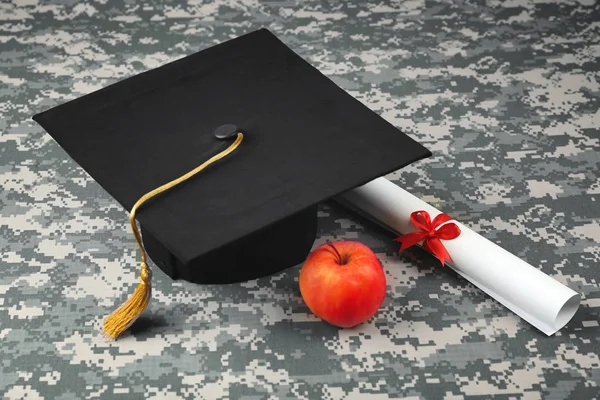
<box><xmin>394</xmin><ymin>210</ymin><xmax>461</xmax><ymax>266</ymax></box>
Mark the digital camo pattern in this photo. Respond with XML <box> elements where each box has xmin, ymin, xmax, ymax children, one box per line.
<box><xmin>1</xmin><ymin>0</ymin><xmax>599</xmax><ymax>399</ymax></box>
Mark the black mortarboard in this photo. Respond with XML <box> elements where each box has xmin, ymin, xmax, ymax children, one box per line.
<box><xmin>33</xmin><ymin>28</ymin><xmax>430</xmax><ymax>339</ymax></box>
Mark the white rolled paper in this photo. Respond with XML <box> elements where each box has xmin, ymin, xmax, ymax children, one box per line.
<box><xmin>338</xmin><ymin>177</ymin><xmax>580</xmax><ymax>335</ymax></box>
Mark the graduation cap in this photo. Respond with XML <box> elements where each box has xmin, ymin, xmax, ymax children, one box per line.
<box><xmin>33</xmin><ymin>28</ymin><xmax>431</xmax><ymax>339</ymax></box>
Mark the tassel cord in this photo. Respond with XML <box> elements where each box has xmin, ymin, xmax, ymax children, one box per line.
<box><xmin>128</xmin><ymin>132</ymin><xmax>244</xmax><ymax>266</ymax></box>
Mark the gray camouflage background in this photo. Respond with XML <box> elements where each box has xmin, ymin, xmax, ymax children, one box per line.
<box><xmin>1</xmin><ymin>0</ymin><xmax>599</xmax><ymax>399</ymax></box>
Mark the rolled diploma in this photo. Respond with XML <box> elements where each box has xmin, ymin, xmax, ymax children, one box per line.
<box><xmin>338</xmin><ymin>177</ymin><xmax>580</xmax><ymax>335</ymax></box>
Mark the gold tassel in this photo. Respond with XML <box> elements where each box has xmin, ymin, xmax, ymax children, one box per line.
<box><xmin>102</xmin><ymin>132</ymin><xmax>244</xmax><ymax>340</ymax></box>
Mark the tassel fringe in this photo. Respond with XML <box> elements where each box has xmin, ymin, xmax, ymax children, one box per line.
<box><xmin>102</xmin><ymin>264</ymin><xmax>152</xmax><ymax>340</ymax></box>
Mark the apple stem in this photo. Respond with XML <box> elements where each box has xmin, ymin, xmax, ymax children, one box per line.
<box><xmin>326</xmin><ymin>240</ymin><xmax>344</xmax><ymax>265</ymax></box>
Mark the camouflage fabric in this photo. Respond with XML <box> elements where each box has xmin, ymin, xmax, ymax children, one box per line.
<box><xmin>1</xmin><ymin>0</ymin><xmax>599</xmax><ymax>399</ymax></box>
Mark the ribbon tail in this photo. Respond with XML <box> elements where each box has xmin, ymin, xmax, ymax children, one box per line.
<box><xmin>422</xmin><ymin>240</ymin><xmax>431</xmax><ymax>253</ymax></box>
<box><xmin>394</xmin><ymin>232</ymin><xmax>427</xmax><ymax>253</ymax></box>
<box><xmin>425</xmin><ymin>237</ymin><xmax>452</xmax><ymax>266</ymax></box>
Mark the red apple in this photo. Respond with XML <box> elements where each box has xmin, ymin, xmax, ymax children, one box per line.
<box><xmin>299</xmin><ymin>240</ymin><xmax>386</xmax><ymax>328</ymax></box>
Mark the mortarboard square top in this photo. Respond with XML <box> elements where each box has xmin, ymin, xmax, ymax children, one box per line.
<box><xmin>33</xmin><ymin>28</ymin><xmax>431</xmax><ymax>284</ymax></box>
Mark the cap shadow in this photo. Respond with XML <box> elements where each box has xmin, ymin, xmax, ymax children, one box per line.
<box><xmin>127</xmin><ymin>315</ymin><xmax>170</xmax><ymax>339</ymax></box>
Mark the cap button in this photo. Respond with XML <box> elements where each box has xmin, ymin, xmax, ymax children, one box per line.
<box><xmin>214</xmin><ymin>124</ymin><xmax>239</xmax><ymax>139</ymax></box>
